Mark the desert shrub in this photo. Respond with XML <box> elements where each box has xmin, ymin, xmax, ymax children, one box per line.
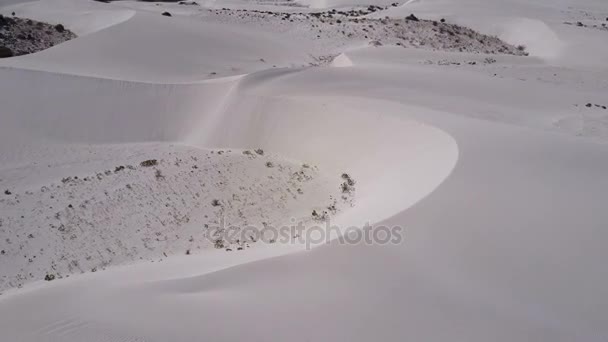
<box><xmin>140</xmin><ymin>159</ymin><xmax>158</xmax><ymax>167</ymax></box>
<box><xmin>341</xmin><ymin>182</ymin><xmax>354</xmax><ymax>193</ymax></box>
<box><xmin>214</xmin><ymin>239</ymin><xmax>225</xmax><ymax>249</ymax></box>
<box><xmin>0</xmin><ymin>46</ymin><xmax>13</xmax><ymax>58</ymax></box>
<box><xmin>341</xmin><ymin>173</ymin><xmax>356</xmax><ymax>188</ymax></box>
<box><xmin>312</xmin><ymin>209</ymin><xmax>328</xmax><ymax>221</ymax></box>
<box><xmin>405</xmin><ymin>14</ymin><xmax>419</xmax><ymax>21</ymax></box>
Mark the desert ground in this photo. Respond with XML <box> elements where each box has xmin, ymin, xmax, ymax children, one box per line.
<box><xmin>1</xmin><ymin>0</ymin><xmax>608</xmax><ymax>340</ymax></box>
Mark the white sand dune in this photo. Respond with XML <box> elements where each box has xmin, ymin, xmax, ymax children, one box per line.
<box><xmin>0</xmin><ymin>0</ymin><xmax>135</xmax><ymax>35</ymax></box>
<box><xmin>1</xmin><ymin>0</ymin><xmax>608</xmax><ymax>340</ymax></box>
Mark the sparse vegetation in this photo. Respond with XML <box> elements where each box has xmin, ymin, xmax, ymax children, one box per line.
<box><xmin>0</xmin><ymin>144</ymin><xmax>346</xmax><ymax>290</ymax></box>
<box><xmin>312</xmin><ymin>209</ymin><xmax>329</xmax><ymax>221</ymax></box>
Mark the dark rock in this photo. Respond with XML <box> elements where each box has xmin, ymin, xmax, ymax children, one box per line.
<box><xmin>54</xmin><ymin>24</ymin><xmax>65</xmax><ymax>32</ymax></box>
<box><xmin>405</xmin><ymin>14</ymin><xmax>419</xmax><ymax>21</ymax></box>
<box><xmin>162</xmin><ymin>11</ymin><xmax>172</xmax><ymax>17</ymax></box>
<box><xmin>0</xmin><ymin>46</ymin><xmax>13</xmax><ymax>58</ymax></box>
<box><xmin>586</xmin><ymin>103</ymin><xmax>593</xmax><ymax>108</ymax></box>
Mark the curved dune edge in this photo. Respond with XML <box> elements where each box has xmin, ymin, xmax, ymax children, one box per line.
<box><xmin>0</xmin><ymin>65</ymin><xmax>459</xmax><ymax>228</ymax></box>
<box><xmin>0</xmin><ymin>0</ymin><xmax>136</xmax><ymax>36</ymax></box>
<box><xmin>0</xmin><ymin>64</ymin><xmax>458</xmax><ymax>297</ymax></box>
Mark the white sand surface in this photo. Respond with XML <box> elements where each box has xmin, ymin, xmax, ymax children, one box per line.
<box><xmin>1</xmin><ymin>0</ymin><xmax>608</xmax><ymax>340</ymax></box>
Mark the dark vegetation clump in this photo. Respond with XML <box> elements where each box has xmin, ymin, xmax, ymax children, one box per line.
<box><xmin>0</xmin><ymin>46</ymin><xmax>13</xmax><ymax>58</ymax></box>
<box><xmin>340</xmin><ymin>173</ymin><xmax>356</xmax><ymax>193</ymax></box>
<box><xmin>405</xmin><ymin>14</ymin><xmax>419</xmax><ymax>22</ymax></box>
<box><xmin>312</xmin><ymin>209</ymin><xmax>328</xmax><ymax>221</ymax></box>
<box><xmin>140</xmin><ymin>159</ymin><xmax>158</xmax><ymax>167</ymax></box>
<box><xmin>214</xmin><ymin>239</ymin><xmax>225</xmax><ymax>249</ymax></box>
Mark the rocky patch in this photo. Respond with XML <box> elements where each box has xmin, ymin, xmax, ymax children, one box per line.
<box><xmin>0</xmin><ymin>14</ymin><xmax>76</xmax><ymax>58</ymax></box>
<box><xmin>207</xmin><ymin>8</ymin><xmax>528</xmax><ymax>57</ymax></box>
